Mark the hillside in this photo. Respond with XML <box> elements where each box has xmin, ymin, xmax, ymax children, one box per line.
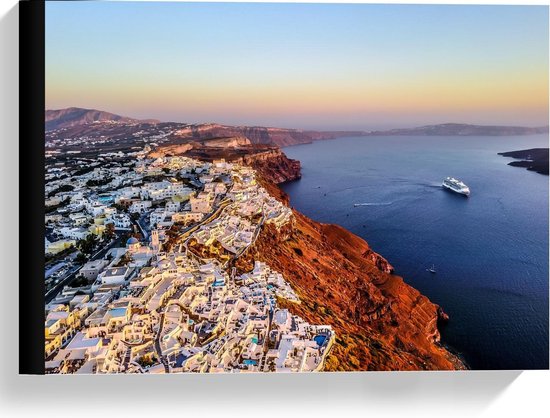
<box><xmin>45</xmin><ymin>108</ymin><xmax>547</xmax><ymax>148</ymax></box>
<box><xmin>235</xmin><ymin>177</ymin><xmax>465</xmax><ymax>371</ymax></box>
<box><xmin>45</xmin><ymin>107</ymin><xmax>159</xmax><ymax>131</ymax></box>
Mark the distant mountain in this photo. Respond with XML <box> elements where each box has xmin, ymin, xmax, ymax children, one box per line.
<box><xmin>368</xmin><ymin>123</ymin><xmax>549</xmax><ymax>136</ymax></box>
<box><xmin>44</xmin><ymin>108</ymin><xmax>361</xmax><ymax>146</ymax></box>
<box><xmin>45</xmin><ymin>107</ymin><xmax>159</xmax><ymax>131</ymax></box>
<box><xmin>45</xmin><ymin>107</ymin><xmax>549</xmax><ymax>146</ymax></box>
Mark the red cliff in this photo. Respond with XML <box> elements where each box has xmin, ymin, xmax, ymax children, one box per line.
<box><xmin>237</xmin><ymin>179</ymin><xmax>465</xmax><ymax>371</ymax></box>
<box><xmin>235</xmin><ymin>148</ymin><xmax>301</xmax><ymax>184</ymax></box>
<box><xmin>237</xmin><ymin>204</ymin><xmax>464</xmax><ymax>371</ymax></box>
<box><xmin>154</xmin><ymin>141</ymin><xmax>465</xmax><ymax>370</ymax></box>
<box><xmin>173</xmin><ymin>124</ymin><xmax>366</xmax><ymax>147</ymax></box>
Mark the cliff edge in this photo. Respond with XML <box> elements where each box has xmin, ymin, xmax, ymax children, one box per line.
<box><xmin>236</xmin><ymin>194</ymin><xmax>464</xmax><ymax>371</ymax></box>
<box><xmin>153</xmin><ymin>141</ymin><xmax>465</xmax><ymax>371</ymax></box>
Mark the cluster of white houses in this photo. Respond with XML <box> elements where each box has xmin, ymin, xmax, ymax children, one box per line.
<box><xmin>45</xmin><ymin>153</ymin><xmax>334</xmax><ymax>374</ymax></box>
<box><xmin>45</xmin><ymin>123</ymin><xmax>171</xmax><ymax>150</ymax></box>
<box><xmin>44</xmin><ymin>154</ymin><xmax>212</xmax><ymax>255</ymax></box>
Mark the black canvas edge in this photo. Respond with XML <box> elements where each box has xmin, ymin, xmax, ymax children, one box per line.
<box><xmin>19</xmin><ymin>0</ymin><xmax>45</xmax><ymax>375</ymax></box>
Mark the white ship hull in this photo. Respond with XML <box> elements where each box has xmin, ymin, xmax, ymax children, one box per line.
<box><xmin>442</xmin><ymin>181</ymin><xmax>470</xmax><ymax>196</ymax></box>
<box><xmin>442</xmin><ymin>183</ymin><xmax>470</xmax><ymax>196</ymax></box>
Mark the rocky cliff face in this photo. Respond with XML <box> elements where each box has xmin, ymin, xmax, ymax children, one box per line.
<box><xmin>200</xmin><ymin>136</ymin><xmax>252</xmax><ymax>148</ymax></box>
<box><xmin>148</xmin><ymin>143</ymin><xmax>195</xmax><ymax>159</ymax></box>
<box><xmin>153</xmin><ymin>138</ymin><xmax>464</xmax><ymax>370</ymax></box>
<box><xmin>239</xmin><ymin>179</ymin><xmax>465</xmax><ymax>371</ymax></box>
<box><xmin>236</xmin><ymin>148</ymin><xmax>302</xmax><ymax>184</ymax></box>
<box><xmin>151</xmin><ymin>140</ymin><xmax>302</xmax><ymax>184</ymax></box>
<box><xmin>174</xmin><ymin>124</ymin><xmax>366</xmax><ymax>147</ymax></box>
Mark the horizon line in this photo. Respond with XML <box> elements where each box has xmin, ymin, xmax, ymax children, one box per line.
<box><xmin>45</xmin><ymin>106</ymin><xmax>550</xmax><ymax>132</ymax></box>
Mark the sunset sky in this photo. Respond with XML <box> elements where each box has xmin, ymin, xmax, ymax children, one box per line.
<box><xmin>45</xmin><ymin>2</ymin><xmax>549</xmax><ymax>130</ymax></box>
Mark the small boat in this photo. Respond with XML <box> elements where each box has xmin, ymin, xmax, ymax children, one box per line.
<box><xmin>426</xmin><ymin>264</ymin><xmax>436</xmax><ymax>274</ymax></box>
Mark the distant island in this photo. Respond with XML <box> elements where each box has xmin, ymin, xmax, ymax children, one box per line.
<box><xmin>498</xmin><ymin>148</ymin><xmax>549</xmax><ymax>175</ymax></box>
<box><xmin>45</xmin><ymin>107</ymin><xmax>549</xmax><ymax>148</ymax></box>
<box><xmin>366</xmin><ymin>123</ymin><xmax>549</xmax><ymax>137</ymax></box>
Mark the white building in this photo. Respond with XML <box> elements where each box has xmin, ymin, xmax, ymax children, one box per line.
<box><xmin>80</xmin><ymin>259</ymin><xmax>109</xmax><ymax>280</ymax></box>
<box><xmin>129</xmin><ymin>200</ymin><xmax>152</xmax><ymax>214</ymax></box>
<box><xmin>190</xmin><ymin>194</ymin><xmax>212</xmax><ymax>214</ymax></box>
<box><xmin>86</xmin><ymin>201</ymin><xmax>109</xmax><ymax>217</ymax></box>
<box><xmin>59</xmin><ymin>227</ymin><xmax>89</xmax><ymax>240</ymax></box>
<box><xmin>105</xmin><ymin>213</ymin><xmax>132</xmax><ymax>230</ymax></box>
<box><xmin>150</xmin><ymin>209</ymin><xmax>175</xmax><ymax>228</ymax></box>
<box><xmin>100</xmin><ymin>266</ymin><xmax>130</xmax><ymax>285</ymax></box>
<box><xmin>165</xmin><ymin>200</ymin><xmax>181</xmax><ymax>213</ymax></box>
<box><xmin>172</xmin><ymin>212</ymin><xmax>204</xmax><ymax>225</ymax></box>
<box><xmin>69</xmin><ymin>212</ymin><xmax>91</xmax><ymax>226</ymax></box>
<box><xmin>140</xmin><ymin>181</ymin><xmax>192</xmax><ymax>201</ymax></box>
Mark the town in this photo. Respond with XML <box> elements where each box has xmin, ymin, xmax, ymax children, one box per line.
<box><xmin>44</xmin><ymin>145</ymin><xmax>334</xmax><ymax>373</ymax></box>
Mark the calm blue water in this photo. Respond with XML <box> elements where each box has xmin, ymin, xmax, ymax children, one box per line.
<box><xmin>281</xmin><ymin>134</ymin><xmax>549</xmax><ymax>370</ymax></box>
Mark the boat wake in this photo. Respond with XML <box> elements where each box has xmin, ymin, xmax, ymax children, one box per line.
<box><xmin>354</xmin><ymin>202</ymin><xmax>393</xmax><ymax>207</ymax></box>
<box><xmin>425</xmin><ymin>183</ymin><xmax>444</xmax><ymax>189</ymax></box>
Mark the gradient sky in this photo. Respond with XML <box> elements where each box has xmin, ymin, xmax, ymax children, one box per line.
<box><xmin>46</xmin><ymin>1</ymin><xmax>549</xmax><ymax>130</ymax></box>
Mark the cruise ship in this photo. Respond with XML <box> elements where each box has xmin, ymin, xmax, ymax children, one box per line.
<box><xmin>442</xmin><ymin>177</ymin><xmax>470</xmax><ymax>196</ymax></box>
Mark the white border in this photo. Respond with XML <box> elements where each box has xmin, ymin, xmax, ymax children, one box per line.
<box><xmin>1</xmin><ymin>1</ymin><xmax>548</xmax><ymax>417</ymax></box>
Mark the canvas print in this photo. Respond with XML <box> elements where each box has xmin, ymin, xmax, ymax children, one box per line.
<box><xmin>42</xmin><ymin>1</ymin><xmax>549</xmax><ymax>374</ymax></box>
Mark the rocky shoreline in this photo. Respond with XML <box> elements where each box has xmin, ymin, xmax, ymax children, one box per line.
<box><xmin>498</xmin><ymin>148</ymin><xmax>549</xmax><ymax>175</ymax></box>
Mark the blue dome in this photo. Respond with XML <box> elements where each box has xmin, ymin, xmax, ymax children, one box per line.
<box><xmin>126</xmin><ymin>237</ymin><xmax>139</xmax><ymax>245</ymax></box>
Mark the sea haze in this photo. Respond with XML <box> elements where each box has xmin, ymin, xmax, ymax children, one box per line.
<box><xmin>281</xmin><ymin>134</ymin><xmax>549</xmax><ymax>370</ymax></box>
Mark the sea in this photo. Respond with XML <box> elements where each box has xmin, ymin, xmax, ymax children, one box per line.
<box><xmin>280</xmin><ymin>134</ymin><xmax>549</xmax><ymax>370</ymax></box>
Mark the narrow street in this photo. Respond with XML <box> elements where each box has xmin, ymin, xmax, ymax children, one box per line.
<box><xmin>121</xmin><ymin>344</ymin><xmax>132</xmax><ymax>371</ymax></box>
<box><xmin>153</xmin><ymin>311</ymin><xmax>170</xmax><ymax>373</ymax></box>
<box><xmin>134</xmin><ymin>212</ymin><xmax>149</xmax><ymax>240</ymax></box>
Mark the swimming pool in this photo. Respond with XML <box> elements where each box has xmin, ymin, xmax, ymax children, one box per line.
<box><xmin>313</xmin><ymin>335</ymin><xmax>327</xmax><ymax>347</ymax></box>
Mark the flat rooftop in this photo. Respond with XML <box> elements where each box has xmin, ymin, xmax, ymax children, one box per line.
<box><xmin>107</xmin><ymin>307</ymin><xmax>128</xmax><ymax>318</ymax></box>
<box><xmin>104</xmin><ymin>266</ymin><xmax>129</xmax><ymax>277</ymax></box>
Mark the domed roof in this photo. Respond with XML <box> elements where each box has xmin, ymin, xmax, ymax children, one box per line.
<box><xmin>126</xmin><ymin>237</ymin><xmax>139</xmax><ymax>245</ymax></box>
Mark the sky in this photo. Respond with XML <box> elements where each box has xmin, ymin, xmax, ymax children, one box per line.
<box><xmin>45</xmin><ymin>1</ymin><xmax>549</xmax><ymax>130</ymax></box>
